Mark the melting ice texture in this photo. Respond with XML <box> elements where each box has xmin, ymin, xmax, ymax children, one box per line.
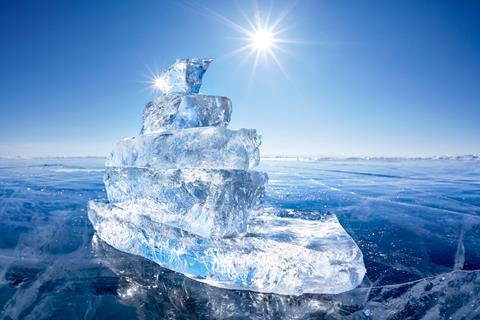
<box><xmin>1</xmin><ymin>158</ymin><xmax>480</xmax><ymax>319</ymax></box>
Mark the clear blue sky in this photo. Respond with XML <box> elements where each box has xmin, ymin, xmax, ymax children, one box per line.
<box><xmin>1</xmin><ymin>0</ymin><xmax>479</xmax><ymax>157</ymax></box>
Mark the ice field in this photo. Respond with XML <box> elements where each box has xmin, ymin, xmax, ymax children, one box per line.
<box><xmin>0</xmin><ymin>157</ymin><xmax>479</xmax><ymax>319</ymax></box>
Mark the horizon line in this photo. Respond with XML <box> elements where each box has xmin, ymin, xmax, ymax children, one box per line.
<box><xmin>1</xmin><ymin>154</ymin><xmax>478</xmax><ymax>161</ymax></box>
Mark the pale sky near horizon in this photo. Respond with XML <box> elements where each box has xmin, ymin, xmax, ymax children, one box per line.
<box><xmin>1</xmin><ymin>0</ymin><xmax>479</xmax><ymax>157</ymax></box>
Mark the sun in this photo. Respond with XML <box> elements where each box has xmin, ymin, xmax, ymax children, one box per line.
<box><xmin>238</xmin><ymin>18</ymin><xmax>288</xmax><ymax>81</ymax></box>
<box><xmin>217</xmin><ymin>4</ymin><xmax>298</xmax><ymax>81</ymax></box>
<box><xmin>250</xmin><ymin>29</ymin><xmax>275</xmax><ymax>52</ymax></box>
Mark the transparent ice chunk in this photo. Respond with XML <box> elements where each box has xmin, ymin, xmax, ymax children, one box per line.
<box><xmin>104</xmin><ymin>167</ymin><xmax>268</xmax><ymax>238</ymax></box>
<box><xmin>90</xmin><ymin>57</ymin><xmax>366</xmax><ymax>296</ymax></box>
<box><xmin>155</xmin><ymin>58</ymin><xmax>212</xmax><ymax>94</ymax></box>
<box><xmin>88</xmin><ymin>201</ymin><xmax>366</xmax><ymax>295</ymax></box>
<box><xmin>106</xmin><ymin>127</ymin><xmax>261</xmax><ymax>170</ymax></box>
<box><xmin>141</xmin><ymin>93</ymin><xmax>232</xmax><ymax>133</ymax></box>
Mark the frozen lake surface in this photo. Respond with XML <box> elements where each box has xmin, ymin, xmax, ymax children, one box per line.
<box><xmin>0</xmin><ymin>157</ymin><xmax>479</xmax><ymax>319</ymax></box>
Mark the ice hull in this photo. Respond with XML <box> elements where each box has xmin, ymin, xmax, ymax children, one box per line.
<box><xmin>88</xmin><ymin>201</ymin><xmax>366</xmax><ymax>295</ymax></box>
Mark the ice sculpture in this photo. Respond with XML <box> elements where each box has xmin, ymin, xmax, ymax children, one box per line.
<box><xmin>88</xmin><ymin>58</ymin><xmax>366</xmax><ymax>295</ymax></box>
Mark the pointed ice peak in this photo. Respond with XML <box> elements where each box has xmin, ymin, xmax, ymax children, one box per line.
<box><xmin>155</xmin><ymin>58</ymin><xmax>213</xmax><ymax>95</ymax></box>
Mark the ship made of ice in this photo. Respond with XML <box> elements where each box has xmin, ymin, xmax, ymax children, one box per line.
<box><xmin>88</xmin><ymin>58</ymin><xmax>366</xmax><ymax>295</ymax></box>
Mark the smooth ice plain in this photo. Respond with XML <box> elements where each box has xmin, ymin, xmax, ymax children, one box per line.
<box><xmin>0</xmin><ymin>157</ymin><xmax>479</xmax><ymax>319</ymax></box>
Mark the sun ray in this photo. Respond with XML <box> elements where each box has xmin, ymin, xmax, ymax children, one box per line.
<box><xmin>180</xmin><ymin>0</ymin><xmax>253</xmax><ymax>36</ymax></box>
<box><xmin>238</xmin><ymin>6</ymin><xmax>257</xmax><ymax>32</ymax></box>
<box><xmin>216</xmin><ymin>44</ymin><xmax>253</xmax><ymax>61</ymax></box>
<box><xmin>264</xmin><ymin>0</ymin><xmax>273</xmax><ymax>30</ymax></box>
<box><xmin>247</xmin><ymin>50</ymin><xmax>262</xmax><ymax>91</ymax></box>
<box><xmin>268</xmin><ymin>48</ymin><xmax>288</xmax><ymax>79</ymax></box>
<box><xmin>270</xmin><ymin>0</ymin><xmax>298</xmax><ymax>30</ymax></box>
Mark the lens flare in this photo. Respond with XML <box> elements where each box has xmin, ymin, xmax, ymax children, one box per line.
<box><xmin>152</xmin><ymin>76</ymin><xmax>168</xmax><ymax>93</ymax></box>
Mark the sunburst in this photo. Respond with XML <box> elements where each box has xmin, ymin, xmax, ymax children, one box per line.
<box><xmin>230</xmin><ymin>6</ymin><xmax>294</xmax><ymax>80</ymax></box>
<box><xmin>146</xmin><ymin>2</ymin><xmax>299</xmax><ymax>92</ymax></box>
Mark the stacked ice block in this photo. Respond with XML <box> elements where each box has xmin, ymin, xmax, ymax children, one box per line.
<box><xmin>88</xmin><ymin>58</ymin><xmax>366</xmax><ymax>295</ymax></box>
<box><xmin>103</xmin><ymin>59</ymin><xmax>267</xmax><ymax>239</ymax></box>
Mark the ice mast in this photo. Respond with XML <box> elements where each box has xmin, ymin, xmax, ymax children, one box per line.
<box><xmin>88</xmin><ymin>58</ymin><xmax>365</xmax><ymax>295</ymax></box>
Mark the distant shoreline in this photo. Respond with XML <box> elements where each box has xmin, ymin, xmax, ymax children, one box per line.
<box><xmin>1</xmin><ymin>155</ymin><xmax>478</xmax><ymax>161</ymax></box>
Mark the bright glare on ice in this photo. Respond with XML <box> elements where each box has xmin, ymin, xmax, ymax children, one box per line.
<box><xmin>153</xmin><ymin>76</ymin><xmax>169</xmax><ymax>92</ymax></box>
